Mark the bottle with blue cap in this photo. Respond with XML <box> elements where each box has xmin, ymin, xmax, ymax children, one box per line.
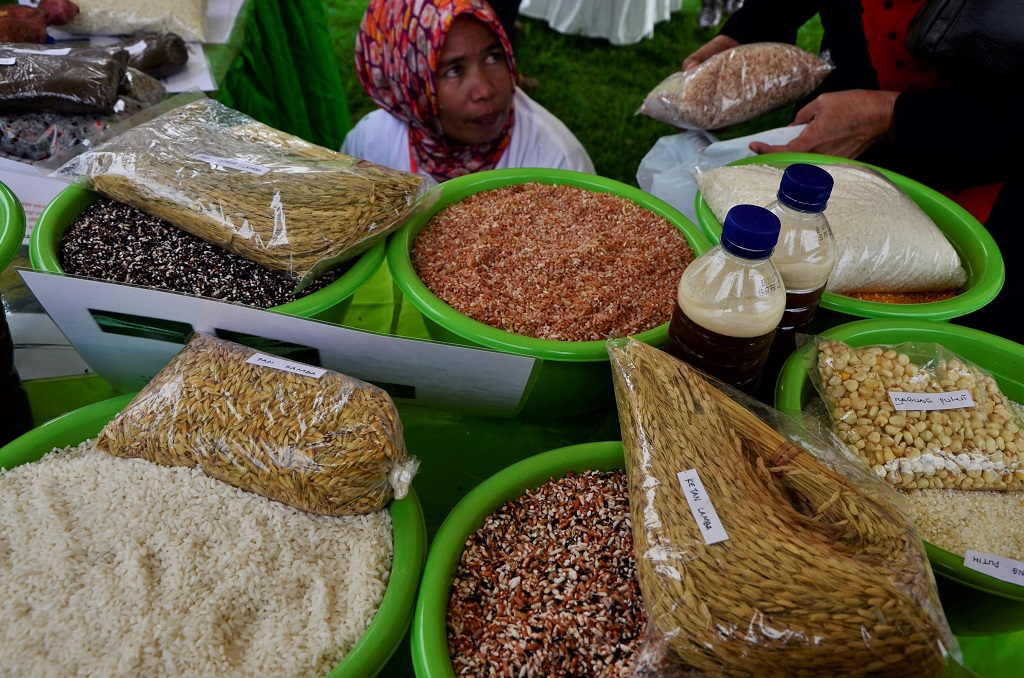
<box><xmin>767</xmin><ymin>163</ymin><xmax>836</xmax><ymax>351</ymax></box>
<box><xmin>665</xmin><ymin>203</ymin><xmax>786</xmax><ymax>395</ymax></box>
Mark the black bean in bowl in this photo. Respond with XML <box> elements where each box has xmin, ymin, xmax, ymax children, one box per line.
<box><xmin>58</xmin><ymin>198</ymin><xmax>348</xmax><ymax>308</ymax></box>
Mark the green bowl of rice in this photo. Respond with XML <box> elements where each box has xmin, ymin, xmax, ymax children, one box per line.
<box><xmin>0</xmin><ymin>394</ymin><xmax>426</xmax><ymax>677</ymax></box>
<box><xmin>693</xmin><ymin>152</ymin><xmax>1004</xmax><ymax>328</ymax></box>
<box><xmin>387</xmin><ymin>168</ymin><xmax>712</xmax><ymax>417</ymax></box>
<box><xmin>774</xmin><ymin>318</ymin><xmax>1024</xmax><ymax>635</ymax></box>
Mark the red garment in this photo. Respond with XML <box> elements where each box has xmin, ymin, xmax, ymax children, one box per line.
<box><xmin>861</xmin><ymin>0</ymin><xmax>1002</xmax><ymax>223</ymax></box>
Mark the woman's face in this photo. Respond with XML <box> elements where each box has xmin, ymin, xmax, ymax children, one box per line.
<box><xmin>436</xmin><ymin>16</ymin><xmax>513</xmax><ymax>146</ymax></box>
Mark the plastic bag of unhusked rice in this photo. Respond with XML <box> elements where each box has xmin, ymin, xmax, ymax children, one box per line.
<box><xmin>695</xmin><ymin>162</ymin><xmax>968</xmax><ymax>294</ymax></box>
<box><xmin>44</xmin><ymin>94</ymin><xmax>435</xmax><ymax>290</ymax></box>
<box><xmin>94</xmin><ymin>332</ymin><xmax>419</xmax><ymax>516</ymax></box>
<box><xmin>638</xmin><ymin>42</ymin><xmax>832</xmax><ymax>130</ymax></box>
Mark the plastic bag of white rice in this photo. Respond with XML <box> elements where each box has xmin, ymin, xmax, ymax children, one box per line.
<box><xmin>695</xmin><ymin>162</ymin><xmax>968</xmax><ymax>294</ymax></box>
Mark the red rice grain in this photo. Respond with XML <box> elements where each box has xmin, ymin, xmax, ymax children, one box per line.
<box><xmin>411</xmin><ymin>183</ymin><xmax>694</xmax><ymax>342</ymax></box>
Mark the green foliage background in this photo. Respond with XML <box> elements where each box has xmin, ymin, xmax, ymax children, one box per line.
<box><xmin>322</xmin><ymin>1</ymin><xmax>823</xmax><ymax>187</ymax></box>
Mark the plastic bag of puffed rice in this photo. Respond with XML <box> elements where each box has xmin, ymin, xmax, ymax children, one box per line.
<box><xmin>801</xmin><ymin>336</ymin><xmax>1024</xmax><ymax>493</ymax></box>
<box><xmin>94</xmin><ymin>332</ymin><xmax>419</xmax><ymax>516</ymax></box>
<box><xmin>637</xmin><ymin>42</ymin><xmax>832</xmax><ymax>130</ymax></box>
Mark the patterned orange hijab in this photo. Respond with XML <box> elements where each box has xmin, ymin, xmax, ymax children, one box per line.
<box><xmin>355</xmin><ymin>0</ymin><xmax>518</xmax><ymax>182</ymax></box>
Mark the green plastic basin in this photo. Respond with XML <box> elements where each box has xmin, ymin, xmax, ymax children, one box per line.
<box><xmin>386</xmin><ymin>168</ymin><xmax>713</xmax><ymax>417</ymax></box>
<box><xmin>774</xmin><ymin>318</ymin><xmax>1024</xmax><ymax>634</ymax></box>
<box><xmin>0</xmin><ymin>394</ymin><xmax>427</xmax><ymax>677</ymax></box>
<box><xmin>0</xmin><ymin>179</ymin><xmax>26</xmax><ymax>273</ymax></box>
<box><xmin>411</xmin><ymin>441</ymin><xmax>623</xmax><ymax>677</ymax></box>
<box><xmin>693</xmin><ymin>152</ymin><xmax>1004</xmax><ymax>327</ymax></box>
<box><xmin>29</xmin><ymin>186</ymin><xmax>385</xmax><ymax>324</ymax></box>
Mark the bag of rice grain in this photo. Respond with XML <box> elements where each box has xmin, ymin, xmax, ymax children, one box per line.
<box><xmin>60</xmin><ymin>0</ymin><xmax>209</xmax><ymax>43</ymax></box>
<box><xmin>695</xmin><ymin>162</ymin><xmax>968</xmax><ymax>294</ymax></box>
<box><xmin>808</xmin><ymin>337</ymin><xmax>1024</xmax><ymax>492</ymax></box>
<box><xmin>607</xmin><ymin>337</ymin><xmax>959</xmax><ymax>676</ymax></box>
<box><xmin>637</xmin><ymin>42</ymin><xmax>832</xmax><ymax>130</ymax></box>
<box><xmin>45</xmin><ymin>93</ymin><xmax>435</xmax><ymax>290</ymax></box>
<box><xmin>95</xmin><ymin>332</ymin><xmax>418</xmax><ymax>516</ymax></box>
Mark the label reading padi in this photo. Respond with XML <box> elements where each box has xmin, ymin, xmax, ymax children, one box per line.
<box><xmin>677</xmin><ymin>469</ymin><xmax>729</xmax><ymax>545</ymax></box>
<box><xmin>888</xmin><ymin>389</ymin><xmax>975</xmax><ymax>411</ymax></box>
<box><xmin>246</xmin><ymin>353</ymin><xmax>327</xmax><ymax>379</ymax></box>
<box><xmin>964</xmin><ymin>550</ymin><xmax>1024</xmax><ymax>587</ymax></box>
<box><xmin>189</xmin><ymin>154</ymin><xmax>270</xmax><ymax>176</ymax></box>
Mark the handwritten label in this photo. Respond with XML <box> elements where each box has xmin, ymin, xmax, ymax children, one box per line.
<box><xmin>888</xmin><ymin>389</ymin><xmax>975</xmax><ymax>411</ymax></box>
<box><xmin>246</xmin><ymin>353</ymin><xmax>327</xmax><ymax>379</ymax></box>
<box><xmin>964</xmin><ymin>550</ymin><xmax>1024</xmax><ymax>587</ymax></box>
<box><xmin>0</xmin><ymin>58</ymin><xmax>16</xmax><ymax>66</ymax></box>
<box><xmin>189</xmin><ymin>154</ymin><xmax>270</xmax><ymax>176</ymax></box>
<box><xmin>677</xmin><ymin>469</ymin><xmax>729</xmax><ymax>545</ymax></box>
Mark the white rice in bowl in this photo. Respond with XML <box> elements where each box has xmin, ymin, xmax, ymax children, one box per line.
<box><xmin>0</xmin><ymin>440</ymin><xmax>393</xmax><ymax>677</ymax></box>
<box><xmin>902</xmin><ymin>488</ymin><xmax>1024</xmax><ymax>561</ymax></box>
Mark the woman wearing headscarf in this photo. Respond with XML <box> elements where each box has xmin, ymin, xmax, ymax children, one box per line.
<box><xmin>341</xmin><ymin>0</ymin><xmax>594</xmax><ymax>182</ymax></box>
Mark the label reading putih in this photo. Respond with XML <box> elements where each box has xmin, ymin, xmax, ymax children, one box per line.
<box><xmin>888</xmin><ymin>389</ymin><xmax>975</xmax><ymax>411</ymax></box>
<box><xmin>189</xmin><ymin>154</ymin><xmax>270</xmax><ymax>176</ymax></box>
<box><xmin>963</xmin><ymin>550</ymin><xmax>1024</xmax><ymax>587</ymax></box>
<box><xmin>677</xmin><ymin>469</ymin><xmax>729</xmax><ymax>545</ymax></box>
<box><xmin>246</xmin><ymin>353</ymin><xmax>327</xmax><ymax>379</ymax></box>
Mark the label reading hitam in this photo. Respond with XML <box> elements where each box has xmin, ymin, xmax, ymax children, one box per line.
<box><xmin>246</xmin><ymin>353</ymin><xmax>327</xmax><ymax>379</ymax></box>
<box><xmin>189</xmin><ymin>154</ymin><xmax>270</xmax><ymax>176</ymax></box>
<box><xmin>964</xmin><ymin>550</ymin><xmax>1024</xmax><ymax>587</ymax></box>
<box><xmin>677</xmin><ymin>469</ymin><xmax>729</xmax><ymax>545</ymax></box>
<box><xmin>888</xmin><ymin>389</ymin><xmax>975</xmax><ymax>411</ymax></box>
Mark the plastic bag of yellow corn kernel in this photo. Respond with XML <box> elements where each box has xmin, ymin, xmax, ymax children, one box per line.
<box><xmin>803</xmin><ymin>337</ymin><xmax>1024</xmax><ymax>492</ymax></box>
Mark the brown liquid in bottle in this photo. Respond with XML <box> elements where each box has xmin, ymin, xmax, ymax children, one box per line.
<box><xmin>664</xmin><ymin>303</ymin><xmax>777</xmax><ymax>395</ymax></box>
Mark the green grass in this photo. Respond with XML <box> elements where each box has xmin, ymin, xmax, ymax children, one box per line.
<box><xmin>322</xmin><ymin>1</ymin><xmax>822</xmax><ymax>187</ymax></box>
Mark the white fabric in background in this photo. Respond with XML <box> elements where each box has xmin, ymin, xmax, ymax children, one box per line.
<box><xmin>519</xmin><ymin>0</ymin><xmax>684</xmax><ymax>45</ymax></box>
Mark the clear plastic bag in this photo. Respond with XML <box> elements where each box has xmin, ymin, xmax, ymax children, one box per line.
<box><xmin>637</xmin><ymin>42</ymin><xmax>832</xmax><ymax>130</ymax></box>
<box><xmin>0</xmin><ymin>67</ymin><xmax>164</xmax><ymax>163</ymax></box>
<box><xmin>61</xmin><ymin>0</ymin><xmax>208</xmax><ymax>43</ymax></box>
<box><xmin>45</xmin><ymin>93</ymin><xmax>436</xmax><ymax>289</ymax></box>
<box><xmin>607</xmin><ymin>336</ymin><xmax>962</xmax><ymax>677</ymax></box>
<box><xmin>0</xmin><ymin>43</ymin><xmax>129</xmax><ymax>115</ymax></box>
<box><xmin>694</xmin><ymin>162</ymin><xmax>968</xmax><ymax>294</ymax></box>
<box><xmin>94</xmin><ymin>332</ymin><xmax>419</xmax><ymax>517</ymax></box>
<box><xmin>803</xmin><ymin>336</ymin><xmax>1024</xmax><ymax>492</ymax></box>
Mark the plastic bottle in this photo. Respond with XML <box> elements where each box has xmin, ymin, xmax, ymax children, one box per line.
<box><xmin>1</xmin><ymin>309</ymin><xmax>33</xmax><ymax>447</ymax></box>
<box><xmin>664</xmin><ymin>203</ymin><xmax>786</xmax><ymax>395</ymax></box>
<box><xmin>767</xmin><ymin>163</ymin><xmax>836</xmax><ymax>354</ymax></box>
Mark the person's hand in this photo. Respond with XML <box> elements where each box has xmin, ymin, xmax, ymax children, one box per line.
<box><xmin>749</xmin><ymin>90</ymin><xmax>900</xmax><ymax>159</ymax></box>
<box><xmin>681</xmin><ymin>34</ymin><xmax>740</xmax><ymax>71</ymax></box>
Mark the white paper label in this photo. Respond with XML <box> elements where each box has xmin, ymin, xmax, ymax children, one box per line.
<box><xmin>888</xmin><ymin>389</ymin><xmax>975</xmax><ymax>411</ymax></box>
<box><xmin>189</xmin><ymin>154</ymin><xmax>270</xmax><ymax>175</ymax></box>
<box><xmin>0</xmin><ymin>58</ymin><xmax>16</xmax><ymax>66</ymax></box>
<box><xmin>246</xmin><ymin>353</ymin><xmax>327</xmax><ymax>379</ymax></box>
<box><xmin>677</xmin><ymin>469</ymin><xmax>729</xmax><ymax>545</ymax></box>
<box><xmin>13</xmin><ymin>47</ymin><xmax>71</xmax><ymax>55</ymax></box>
<box><xmin>126</xmin><ymin>40</ymin><xmax>148</xmax><ymax>56</ymax></box>
<box><xmin>963</xmin><ymin>550</ymin><xmax>1024</xmax><ymax>587</ymax></box>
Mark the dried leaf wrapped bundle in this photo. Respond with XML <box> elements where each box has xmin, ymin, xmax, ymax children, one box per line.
<box><xmin>608</xmin><ymin>337</ymin><xmax>955</xmax><ymax>677</ymax></box>
<box><xmin>49</xmin><ymin>96</ymin><xmax>430</xmax><ymax>288</ymax></box>
<box><xmin>95</xmin><ymin>333</ymin><xmax>416</xmax><ymax>516</ymax></box>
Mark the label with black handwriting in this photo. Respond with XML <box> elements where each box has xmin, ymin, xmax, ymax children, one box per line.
<box><xmin>677</xmin><ymin>469</ymin><xmax>729</xmax><ymax>545</ymax></box>
<box><xmin>246</xmin><ymin>353</ymin><xmax>326</xmax><ymax>379</ymax></box>
<box><xmin>888</xmin><ymin>389</ymin><xmax>975</xmax><ymax>411</ymax></box>
<box><xmin>963</xmin><ymin>549</ymin><xmax>1024</xmax><ymax>587</ymax></box>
